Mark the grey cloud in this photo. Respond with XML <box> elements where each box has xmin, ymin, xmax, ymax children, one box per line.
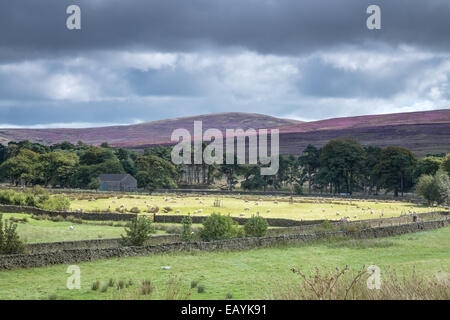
<box><xmin>1</xmin><ymin>0</ymin><xmax>450</xmax><ymax>62</ymax></box>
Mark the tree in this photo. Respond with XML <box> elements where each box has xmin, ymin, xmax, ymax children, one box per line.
<box><xmin>277</xmin><ymin>155</ymin><xmax>306</xmax><ymax>196</ymax></box>
<box><xmin>299</xmin><ymin>144</ymin><xmax>320</xmax><ymax>194</ymax></box>
<box><xmin>415</xmin><ymin>170</ymin><xmax>450</xmax><ymax>205</ymax></box>
<box><xmin>375</xmin><ymin>147</ymin><xmax>417</xmax><ymax>197</ymax></box>
<box><xmin>414</xmin><ymin>156</ymin><xmax>443</xmax><ymax>179</ymax></box>
<box><xmin>441</xmin><ymin>153</ymin><xmax>450</xmax><ymax>176</ymax></box>
<box><xmin>241</xmin><ymin>164</ymin><xmax>272</xmax><ymax>191</ymax></box>
<box><xmin>364</xmin><ymin>146</ymin><xmax>382</xmax><ymax>195</ymax></box>
<box><xmin>120</xmin><ymin>217</ymin><xmax>155</xmax><ymax>247</ymax></box>
<box><xmin>135</xmin><ymin>155</ymin><xmax>178</xmax><ymax>190</ymax></box>
<box><xmin>0</xmin><ymin>149</ymin><xmax>39</xmax><ymax>185</ymax></box>
<box><xmin>318</xmin><ymin>138</ymin><xmax>365</xmax><ymax>194</ymax></box>
<box><xmin>39</xmin><ymin>152</ymin><xmax>79</xmax><ymax>187</ymax></box>
<box><xmin>217</xmin><ymin>154</ymin><xmax>244</xmax><ymax>191</ymax></box>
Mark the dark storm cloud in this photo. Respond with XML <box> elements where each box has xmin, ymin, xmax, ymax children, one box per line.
<box><xmin>0</xmin><ymin>0</ymin><xmax>449</xmax><ymax>126</ymax></box>
<box><xmin>1</xmin><ymin>0</ymin><xmax>450</xmax><ymax>61</ymax></box>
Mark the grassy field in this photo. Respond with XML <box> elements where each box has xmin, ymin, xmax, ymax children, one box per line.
<box><xmin>0</xmin><ymin>226</ymin><xmax>448</xmax><ymax>300</ymax></box>
<box><xmin>0</xmin><ymin>213</ymin><xmax>168</xmax><ymax>244</ymax></box>
<box><xmin>70</xmin><ymin>194</ymin><xmax>445</xmax><ymax>221</ymax></box>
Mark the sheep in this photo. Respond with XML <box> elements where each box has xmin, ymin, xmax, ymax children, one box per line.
<box><xmin>69</xmin><ymin>226</ymin><xmax>74</xmax><ymax>230</ymax></box>
<box><xmin>336</xmin><ymin>212</ymin><xmax>340</xmax><ymax>216</ymax></box>
<box><xmin>244</xmin><ymin>207</ymin><xmax>250</xmax><ymax>211</ymax></box>
<box><xmin>198</xmin><ymin>209</ymin><xmax>203</xmax><ymax>213</ymax></box>
<box><xmin>175</xmin><ymin>209</ymin><xmax>180</xmax><ymax>213</ymax></box>
<box><xmin>266</xmin><ymin>209</ymin><xmax>271</xmax><ymax>213</ymax></box>
<box><xmin>240</xmin><ymin>213</ymin><xmax>245</xmax><ymax>217</ymax></box>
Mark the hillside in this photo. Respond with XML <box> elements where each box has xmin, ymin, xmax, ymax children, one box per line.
<box><xmin>0</xmin><ymin>112</ymin><xmax>300</xmax><ymax>147</ymax></box>
<box><xmin>0</xmin><ymin>109</ymin><xmax>449</xmax><ymax>157</ymax></box>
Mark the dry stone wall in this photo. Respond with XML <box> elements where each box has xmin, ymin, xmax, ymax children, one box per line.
<box><xmin>1</xmin><ymin>218</ymin><xmax>448</xmax><ymax>270</ymax></box>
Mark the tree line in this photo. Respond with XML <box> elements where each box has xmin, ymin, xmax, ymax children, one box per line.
<box><xmin>0</xmin><ymin>138</ymin><xmax>449</xmax><ymax>201</ymax></box>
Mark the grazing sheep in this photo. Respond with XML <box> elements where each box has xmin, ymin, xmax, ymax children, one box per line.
<box><xmin>240</xmin><ymin>213</ymin><xmax>245</xmax><ymax>217</ymax></box>
<box><xmin>244</xmin><ymin>207</ymin><xmax>250</xmax><ymax>211</ymax></box>
<box><xmin>336</xmin><ymin>212</ymin><xmax>340</xmax><ymax>216</ymax></box>
<box><xmin>354</xmin><ymin>215</ymin><xmax>358</xmax><ymax>219</ymax></box>
<box><xmin>266</xmin><ymin>209</ymin><xmax>271</xmax><ymax>213</ymax></box>
<box><xmin>175</xmin><ymin>209</ymin><xmax>180</xmax><ymax>213</ymax></box>
<box><xmin>69</xmin><ymin>226</ymin><xmax>74</xmax><ymax>230</ymax></box>
<box><xmin>198</xmin><ymin>209</ymin><xmax>203</xmax><ymax>213</ymax></box>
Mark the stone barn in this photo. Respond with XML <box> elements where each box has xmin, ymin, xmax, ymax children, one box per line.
<box><xmin>98</xmin><ymin>174</ymin><xmax>137</xmax><ymax>192</ymax></box>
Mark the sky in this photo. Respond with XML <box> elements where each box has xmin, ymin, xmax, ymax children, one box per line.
<box><xmin>0</xmin><ymin>0</ymin><xmax>449</xmax><ymax>128</ymax></box>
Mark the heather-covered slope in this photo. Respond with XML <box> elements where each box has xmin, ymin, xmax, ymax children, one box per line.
<box><xmin>0</xmin><ymin>112</ymin><xmax>300</xmax><ymax>147</ymax></box>
<box><xmin>0</xmin><ymin>109</ymin><xmax>449</xmax><ymax>157</ymax></box>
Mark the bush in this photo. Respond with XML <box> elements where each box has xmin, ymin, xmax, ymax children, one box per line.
<box><xmin>199</xmin><ymin>213</ymin><xmax>243</xmax><ymax>241</ymax></box>
<box><xmin>120</xmin><ymin>216</ymin><xmax>155</xmax><ymax>246</ymax></box>
<box><xmin>38</xmin><ymin>195</ymin><xmax>70</xmax><ymax>211</ymax></box>
<box><xmin>244</xmin><ymin>215</ymin><xmax>269</xmax><ymax>237</ymax></box>
<box><xmin>197</xmin><ymin>285</ymin><xmax>205</xmax><ymax>293</ymax></box>
<box><xmin>180</xmin><ymin>215</ymin><xmax>194</xmax><ymax>242</ymax></box>
<box><xmin>415</xmin><ymin>170</ymin><xmax>450</xmax><ymax>205</ymax></box>
<box><xmin>0</xmin><ymin>214</ymin><xmax>26</xmax><ymax>254</ymax></box>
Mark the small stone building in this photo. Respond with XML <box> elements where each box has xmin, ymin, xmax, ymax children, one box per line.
<box><xmin>98</xmin><ymin>174</ymin><xmax>137</xmax><ymax>192</ymax></box>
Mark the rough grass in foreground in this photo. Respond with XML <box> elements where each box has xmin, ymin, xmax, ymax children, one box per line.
<box><xmin>0</xmin><ymin>226</ymin><xmax>448</xmax><ymax>300</ymax></box>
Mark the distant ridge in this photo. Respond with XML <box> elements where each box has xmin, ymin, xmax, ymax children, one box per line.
<box><xmin>0</xmin><ymin>109</ymin><xmax>449</xmax><ymax>157</ymax></box>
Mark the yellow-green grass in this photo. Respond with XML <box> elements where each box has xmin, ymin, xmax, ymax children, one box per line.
<box><xmin>70</xmin><ymin>194</ymin><xmax>446</xmax><ymax>221</ymax></box>
<box><xmin>0</xmin><ymin>213</ymin><xmax>167</xmax><ymax>244</ymax></box>
<box><xmin>0</xmin><ymin>226</ymin><xmax>448</xmax><ymax>300</ymax></box>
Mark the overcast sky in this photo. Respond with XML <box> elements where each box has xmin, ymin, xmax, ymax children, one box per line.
<box><xmin>0</xmin><ymin>0</ymin><xmax>449</xmax><ymax>127</ymax></box>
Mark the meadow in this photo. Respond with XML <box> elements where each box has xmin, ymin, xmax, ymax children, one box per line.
<box><xmin>70</xmin><ymin>193</ymin><xmax>442</xmax><ymax>221</ymax></box>
<box><xmin>0</xmin><ymin>226</ymin><xmax>448</xmax><ymax>300</ymax></box>
<box><xmin>0</xmin><ymin>213</ymin><xmax>170</xmax><ymax>243</ymax></box>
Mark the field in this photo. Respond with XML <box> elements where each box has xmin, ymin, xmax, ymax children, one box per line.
<box><xmin>0</xmin><ymin>213</ymin><xmax>170</xmax><ymax>243</ymax></box>
<box><xmin>0</xmin><ymin>226</ymin><xmax>449</xmax><ymax>299</ymax></box>
<box><xmin>70</xmin><ymin>194</ymin><xmax>443</xmax><ymax>221</ymax></box>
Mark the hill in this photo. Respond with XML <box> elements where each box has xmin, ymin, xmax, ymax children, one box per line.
<box><xmin>0</xmin><ymin>109</ymin><xmax>449</xmax><ymax>157</ymax></box>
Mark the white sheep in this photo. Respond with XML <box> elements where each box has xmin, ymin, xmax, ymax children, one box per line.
<box><xmin>69</xmin><ymin>226</ymin><xmax>74</xmax><ymax>230</ymax></box>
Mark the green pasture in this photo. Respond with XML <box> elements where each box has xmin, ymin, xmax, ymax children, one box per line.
<box><xmin>0</xmin><ymin>213</ymin><xmax>166</xmax><ymax>244</ymax></box>
<box><xmin>0</xmin><ymin>226</ymin><xmax>448</xmax><ymax>300</ymax></box>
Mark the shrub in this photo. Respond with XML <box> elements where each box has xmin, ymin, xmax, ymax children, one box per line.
<box><xmin>0</xmin><ymin>214</ymin><xmax>26</xmax><ymax>254</ymax></box>
<box><xmin>91</xmin><ymin>280</ymin><xmax>100</xmax><ymax>291</ymax></box>
<box><xmin>416</xmin><ymin>170</ymin><xmax>450</xmax><ymax>205</ymax></box>
<box><xmin>140</xmin><ymin>280</ymin><xmax>153</xmax><ymax>295</ymax></box>
<box><xmin>244</xmin><ymin>215</ymin><xmax>269</xmax><ymax>237</ymax></box>
<box><xmin>180</xmin><ymin>216</ymin><xmax>194</xmax><ymax>242</ymax></box>
<box><xmin>190</xmin><ymin>280</ymin><xmax>198</xmax><ymax>289</ymax></box>
<box><xmin>120</xmin><ymin>216</ymin><xmax>155</xmax><ymax>246</ymax></box>
<box><xmin>38</xmin><ymin>195</ymin><xmax>70</xmax><ymax>211</ymax></box>
<box><xmin>197</xmin><ymin>285</ymin><xmax>205</xmax><ymax>293</ymax></box>
<box><xmin>199</xmin><ymin>213</ymin><xmax>243</xmax><ymax>241</ymax></box>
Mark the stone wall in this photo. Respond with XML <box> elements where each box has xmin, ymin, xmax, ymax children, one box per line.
<box><xmin>153</xmin><ymin>214</ymin><xmax>326</xmax><ymax>227</ymax></box>
<box><xmin>25</xmin><ymin>234</ymin><xmax>180</xmax><ymax>254</ymax></box>
<box><xmin>0</xmin><ymin>204</ymin><xmax>136</xmax><ymax>221</ymax></box>
<box><xmin>1</xmin><ymin>218</ymin><xmax>448</xmax><ymax>270</ymax></box>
